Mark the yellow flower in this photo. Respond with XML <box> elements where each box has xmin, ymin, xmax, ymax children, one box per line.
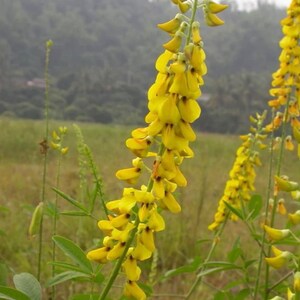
<box><xmin>264</xmin><ymin>225</ymin><xmax>290</xmax><ymax>241</ymax></box>
<box><xmin>288</xmin><ymin>210</ymin><xmax>300</xmax><ymax>225</ymax></box>
<box><xmin>87</xmin><ymin>246</ymin><xmax>110</xmax><ymax>264</ymax></box>
<box><xmin>294</xmin><ymin>272</ymin><xmax>300</xmax><ymax>292</ymax></box>
<box><xmin>265</xmin><ymin>247</ymin><xmax>292</xmax><ymax>269</ymax></box>
<box><xmin>204</xmin><ymin>10</ymin><xmax>225</xmax><ymax>27</ymax></box>
<box><xmin>163</xmin><ymin>32</ymin><xmax>183</xmax><ymax>53</ymax></box>
<box><xmin>124</xmin><ymin>280</ymin><xmax>146</xmax><ymax>300</ymax></box>
<box><xmin>157</xmin><ymin>14</ymin><xmax>182</xmax><ymax>34</ymax></box>
<box><xmin>285</xmin><ymin>135</ymin><xmax>295</xmax><ymax>151</ymax></box>
<box><xmin>116</xmin><ymin>158</ymin><xmax>143</xmax><ymax>184</ymax></box>
<box><xmin>207</xmin><ymin>0</ymin><xmax>229</xmax><ymax>13</ymax></box>
<box><xmin>287</xmin><ymin>288</ymin><xmax>295</xmax><ymax>300</ymax></box>
<box><xmin>277</xmin><ymin>198</ymin><xmax>287</xmax><ymax>215</ymax></box>
<box><xmin>123</xmin><ymin>256</ymin><xmax>141</xmax><ymax>281</ymax></box>
<box><xmin>275</xmin><ymin>175</ymin><xmax>299</xmax><ymax>193</ymax></box>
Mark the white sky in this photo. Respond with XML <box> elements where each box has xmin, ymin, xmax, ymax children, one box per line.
<box><xmin>229</xmin><ymin>0</ymin><xmax>288</xmax><ymax>10</ymax></box>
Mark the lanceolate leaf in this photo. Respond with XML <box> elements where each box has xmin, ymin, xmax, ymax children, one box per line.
<box><xmin>0</xmin><ymin>286</ymin><xmax>31</xmax><ymax>300</ymax></box>
<box><xmin>48</xmin><ymin>261</ymin><xmax>83</xmax><ymax>272</ymax></box>
<box><xmin>162</xmin><ymin>256</ymin><xmax>202</xmax><ymax>279</ymax></box>
<box><xmin>46</xmin><ymin>271</ymin><xmax>91</xmax><ymax>287</ymax></box>
<box><xmin>52</xmin><ymin>235</ymin><xmax>93</xmax><ymax>274</ymax></box>
<box><xmin>60</xmin><ymin>210</ymin><xmax>90</xmax><ymax>217</ymax></box>
<box><xmin>224</xmin><ymin>201</ymin><xmax>244</xmax><ymax>220</ymax></box>
<box><xmin>247</xmin><ymin>194</ymin><xmax>263</xmax><ymax>220</ymax></box>
<box><xmin>52</xmin><ymin>188</ymin><xmax>88</xmax><ymax>212</ymax></box>
<box><xmin>13</xmin><ymin>273</ymin><xmax>41</xmax><ymax>300</ymax></box>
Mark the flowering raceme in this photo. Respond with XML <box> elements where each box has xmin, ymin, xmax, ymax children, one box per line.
<box><xmin>86</xmin><ymin>0</ymin><xmax>227</xmax><ymax>298</ymax></box>
<box><xmin>208</xmin><ymin>114</ymin><xmax>266</xmax><ymax>231</ymax></box>
<box><xmin>266</xmin><ymin>0</ymin><xmax>300</xmax><ymax>155</ymax></box>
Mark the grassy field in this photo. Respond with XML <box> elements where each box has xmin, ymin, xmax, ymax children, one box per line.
<box><xmin>0</xmin><ymin>117</ymin><xmax>299</xmax><ymax>299</ymax></box>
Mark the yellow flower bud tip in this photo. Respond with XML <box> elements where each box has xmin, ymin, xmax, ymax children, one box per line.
<box><xmin>277</xmin><ymin>199</ymin><xmax>287</xmax><ymax>215</ymax></box>
<box><xmin>59</xmin><ymin>126</ymin><xmax>67</xmax><ymax>134</ymax></box>
<box><xmin>207</xmin><ymin>1</ymin><xmax>229</xmax><ymax>13</ymax></box>
<box><xmin>294</xmin><ymin>272</ymin><xmax>300</xmax><ymax>292</ymax></box>
<box><xmin>265</xmin><ymin>251</ymin><xmax>292</xmax><ymax>269</ymax></box>
<box><xmin>293</xmin><ymin>125</ymin><xmax>300</xmax><ymax>143</ymax></box>
<box><xmin>50</xmin><ymin>141</ymin><xmax>60</xmax><ymax>150</ymax></box>
<box><xmin>163</xmin><ymin>32</ymin><xmax>183</xmax><ymax>53</ymax></box>
<box><xmin>271</xmin><ymin>245</ymin><xmax>283</xmax><ymax>257</ymax></box>
<box><xmin>157</xmin><ymin>14</ymin><xmax>182</xmax><ymax>33</ymax></box>
<box><xmin>192</xmin><ymin>21</ymin><xmax>202</xmax><ymax>44</ymax></box>
<box><xmin>291</xmin><ymin>190</ymin><xmax>300</xmax><ymax>201</ymax></box>
<box><xmin>124</xmin><ymin>280</ymin><xmax>146</xmax><ymax>300</ymax></box>
<box><xmin>264</xmin><ymin>225</ymin><xmax>290</xmax><ymax>241</ymax></box>
<box><xmin>287</xmin><ymin>288</ymin><xmax>295</xmax><ymax>300</ymax></box>
<box><xmin>288</xmin><ymin>210</ymin><xmax>300</xmax><ymax>225</ymax></box>
<box><xmin>275</xmin><ymin>175</ymin><xmax>299</xmax><ymax>192</ymax></box>
<box><xmin>61</xmin><ymin>147</ymin><xmax>69</xmax><ymax>155</ymax></box>
<box><xmin>52</xmin><ymin>130</ymin><xmax>60</xmax><ymax>141</ymax></box>
<box><xmin>204</xmin><ymin>10</ymin><xmax>225</xmax><ymax>26</ymax></box>
<box><xmin>178</xmin><ymin>0</ymin><xmax>190</xmax><ymax>13</ymax></box>
<box><xmin>285</xmin><ymin>135</ymin><xmax>295</xmax><ymax>151</ymax></box>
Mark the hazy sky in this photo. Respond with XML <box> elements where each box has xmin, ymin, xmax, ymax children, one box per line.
<box><xmin>231</xmin><ymin>0</ymin><xmax>288</xmax><ymax>10</ymax></box>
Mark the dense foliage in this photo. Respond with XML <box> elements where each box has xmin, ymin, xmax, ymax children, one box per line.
<box><xmin>0</xmin><ymin>0</ymin><xmax>285</xmax><ymax>132</ymax></box>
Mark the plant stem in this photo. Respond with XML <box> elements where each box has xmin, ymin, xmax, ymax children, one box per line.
<box><xmin>185</xmin><ymin>214</ymin><xmax>229</xmax><ymax>300</ymax></box>
<box><xmin>264</xmin><ymin>96</ymin><xmax>291</xmax><ymax>299</ymax></box>
<box><xmin>51</xmin><ymin>144</ymin><xmax>63</xmax><ymax>299</ymax></box>
<box><xmin>186</xmin><ymin>0</ymin><xmax>198</xmax><ymax>45</ymax></box>
<box><xmin>98</xmin><ymin>218</ymin><xmax>140</xmax><ymax>300</ymax></box>
<box><xmin>253</xmin><ymin>109</ymin><xmax>275</xmax><ymax>300</ymax></box>
<box><xmin>37</xmin><ymin>40</ymin><xmax>53</xmax><ymax>281</ymax></box>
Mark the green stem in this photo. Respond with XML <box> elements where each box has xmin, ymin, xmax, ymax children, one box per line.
<box><xmin>264</xmin><ymin>96</ymin><xmax>291</xmax><ymax>299</ymax></box>
<box><xmin>253</xmin><ymin>109</ymin><xmax>275</xmax><ymax>300</ymax></box>
<box><xmin>98</xmin><ymin>218</ymin><xmax>140</xmax><ymax>300</ymax></box>
<box><xmin>51</xmin><ymin>145</ymin><xmax>63</xmax><ymax>299</ymax></box>
<box><xmin>37</xmin><ymin>40</ymin><xmax>53</xmax><ymax>281</ymax></box>
<box><xmin>185</xmin><ymin>0</ymin><xmax>198</xmax><ymax>45</ymax></box>
<box><xmin>185</xmin><ymin>214</ymin><xmax>229</xmax><ymax>300</ymax></box>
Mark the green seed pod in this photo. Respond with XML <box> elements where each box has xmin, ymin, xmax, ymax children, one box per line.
<box><xmin>28</xmin><ymin>202</ymin><xmax>44</xmax><ymax>238</ymax></box>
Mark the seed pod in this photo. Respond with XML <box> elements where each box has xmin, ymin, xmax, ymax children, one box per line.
<box><xmin>28</xmin><ymin>202</ymin><xmax>44</xmax><ymax>238</ymax></box>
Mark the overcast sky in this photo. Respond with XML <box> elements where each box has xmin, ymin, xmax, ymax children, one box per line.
<box><xmin>229</xmin><ymin>0</ymin><xmax>288</xmax><ymax>10</ymax></box>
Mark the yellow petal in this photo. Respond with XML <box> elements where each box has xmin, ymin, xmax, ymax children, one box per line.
<box><xmin>123</xmin><ymin>256</ymin><xmax>141</xmax><ymax>281</ymax></box>
<box><xmin>124</xmin><ymin>281</ymin><xmax>146</xmax><ymax>300</ymax></box>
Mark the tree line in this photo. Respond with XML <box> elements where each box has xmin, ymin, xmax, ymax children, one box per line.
<box><xmin>0</xmin><ymin>0</ymin><xmax>285</xmax><ymax>133</ymax></box>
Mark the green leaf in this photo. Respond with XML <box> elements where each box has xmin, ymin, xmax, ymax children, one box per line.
<box><xmin>0</xmin><ymin>263</ymin><xmax>8</xmax><ymax>286</ymax></box>
<box><xmin>70</xmin><ymin>294</ymin><xmax>100</xmax><ymax>300</ymax></box>
<box><xmin>13</xmin><ymin>273</ymin><xmax>42</xmax><ymax>300</ymax></box>
<box><xmin>227</xmin><ymin>237</ymin><xmax>241</xmax><ymax>263</ymax></box>
<box><xmin>0</xmin><ymin>286</ymin><xmax>30</xmax><ymax>300</ymax></box>
<box><xmin>235</xmin><ymin>288</ymin><xmax>251</xmax><ymax>300</ymax></box>
<box><xmin>162</xmin><ymin>256</ymin><xmax>202</xmax><ymax>280</ymax></box>
<box><xmin>48</xmin><ymin>261</ymin><xmax>83</xmax><ymax>272</ymax></box>
<box><xmin>52</xmin><ymin>235</ymin><xmax>93</xmax><ymax>274</ymax></box>
<box><xmin>244</xmin><ymin>259</ymin><xmax>257</xmax><ymax>269</ymax></box>
<box><xmin>197</xmin><ymin>265</ymin><xmax>242</xmax><ymax>278</ymax></box>
<box><xmin>92</xmin><ymin>270</ymin><xmax>105</xmax><ymax>284</ymax></box>
<box><xmin>46</xmin><ymin>271</ymin><xmax>91</xmax><ymax>287</ymax></box>
<box><xmin>60</xmin><ymin>210</ymin><xmax>89</xmax><ymax>217</ymax></box>
<box><xmin>224</xmin><ymin>201</ymin><xmax>244</xmax><ymax>220</ymax></box>
<box><xmin>203</xmin><ymin>261</ymin><xmax>242</xmax><ymax>269</ymax></box>
<box><xmin>247</xmin><ymin>195</ymin><xmax>263</xmax><ymax>220</ymax></box>
<box><xmin>214</xmin><ymin>291</ymin><xmax>228</xmax><ymax>300</ymax></box>
<box><xmin>52</xmin><ymin>188</ymin><xmax>88</xmax><ymax>212</ymax></box>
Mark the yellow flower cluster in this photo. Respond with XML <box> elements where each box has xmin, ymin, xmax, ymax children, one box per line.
<box><xmin>208</xmin><ymin>132</ymin><xmax>261</xmax><ymax>231</ymax></box>
<box><xmin>87</xmin><ymin>1</ymin><xmax>228</xmax><ymax>298</ymax></box>
<box><xmin>266</xmin><ymin>0</ymin><xmax>300</xmax><ymax>155</ymax></box>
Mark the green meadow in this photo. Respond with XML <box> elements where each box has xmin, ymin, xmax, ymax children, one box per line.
<box><xmin>1</xmin><ymin>117</ymin><xmax>299</xmax><ymax>298</ymax></box>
